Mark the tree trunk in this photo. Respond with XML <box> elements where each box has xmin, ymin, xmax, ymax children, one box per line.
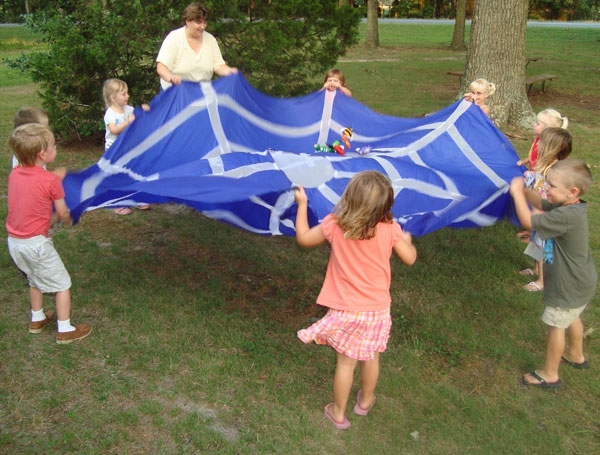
<box><xmin>338</xmin><ymin>0</ymin><xmax>352</xmax><ymax>6</ymax></box>
<box><xmin>463</xmin><ymin>0</ymin><xmax>534</xmax><ymax>129</ymax></box>
<box><xmin>450</xmin><ymin>0</ymin><xmax>467</xmax><ymax>51</ymax></box>
<box><xmin>365</xmin><ymin>0</ymin><xmax>380</xmax><ymax>47</ymax></box>
<box><xmin>24</xmin><ymin>0</ymin><xmax>31</xmax><ymax>15</ymax></box>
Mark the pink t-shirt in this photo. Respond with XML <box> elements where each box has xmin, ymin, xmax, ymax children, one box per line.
<box><xmin>317</xmin><ymin>214</ymin><xmax>404</xmax><ymax>312</ymax></box>
<box><xmin>6</xmin><ymin>166</ymin><xmax>65</xmax><ymax>239</ymax></box>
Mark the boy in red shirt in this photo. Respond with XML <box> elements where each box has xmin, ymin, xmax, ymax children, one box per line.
<box><xmin>7</xmin><ymin>124</ymin><xmax>91</xmax><ymax>344</ymax></box>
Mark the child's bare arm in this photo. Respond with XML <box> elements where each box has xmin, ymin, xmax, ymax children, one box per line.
<box><xmin>107</xmin><ymin>116</ymin><xmax>135</xmax><ymax>136</ymax></box>
<box><xmin>339</xmin><ymin>86</ymin><xmax>352</xmax><ymax>97</ymax></box>
<box><xmin>51</xmin><ymin>167</ymin><xmax>67</xmax><ymax>181</ymax></box>
<box><xmin>294</xmin><ymin>186</ymin><xmax>326</xmax><ymax>248</ymax></box>
<box><xmin>53</xmin><ymin>198</ymin><xmax>72</xmax><ymax>227</ymax></box>
<box><xmin>516</xmin><ymin>157</ymin><xmax>530</xmax><ymax>167</ymax></box>
<box><xmin>509</xmin><ymin>177</ymin><xmax>542</xmax><ymax>230</ymax></box>
<box><xmin>523</xmin><ymin>187</ymin><xmax>543</xmax><ymax>210</ymax></box>
<box><xmin>393</xmin><ymin>230</ymin><xmax>417</xmax><ymax>265</ymax></box>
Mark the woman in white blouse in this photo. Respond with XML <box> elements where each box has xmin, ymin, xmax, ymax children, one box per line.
<box><xmin>156</xmin><ymin>2</ymin><xmax>237</xmax><ymax>90</ymax></box>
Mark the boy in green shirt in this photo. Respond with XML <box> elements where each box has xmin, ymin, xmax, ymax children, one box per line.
<box><xmin>510</xmin><ymin>159</ymin><xmax>596</xmax><ymax>388</ymax></box>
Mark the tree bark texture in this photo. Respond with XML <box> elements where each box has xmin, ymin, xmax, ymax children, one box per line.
<box><xmin>365</xmin><ymin>0</ymin><xmax>380</xmax><ymax>47</ymax></box>
<box><xmin>450</xmin><ymin>0</ymin><xmax>467</xmax><ymax>51</ymax></box>
<box><xmin>463</xmin><ymin>0</ymin><xmax>534</xmax><ymax>129</ymax></box>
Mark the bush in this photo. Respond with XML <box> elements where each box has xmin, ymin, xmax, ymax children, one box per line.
<box><xmin>10</xmin><ymin>0</ymin><xmax>359</xmax><ymax>140</ymax></box>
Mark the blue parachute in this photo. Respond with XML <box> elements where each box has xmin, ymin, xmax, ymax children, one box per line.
<box><xmin>63</xmin><ymin>72</ymin><xmax>523</xmax><ymax>237</ymax></box>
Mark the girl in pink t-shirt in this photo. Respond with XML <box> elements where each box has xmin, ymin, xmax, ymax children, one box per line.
<box><xmin>294</xmin><ymin>170</ymin><xmax>417</xmax><ymax>430</ymax></box>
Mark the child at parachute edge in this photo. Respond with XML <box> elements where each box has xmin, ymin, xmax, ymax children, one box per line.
<box><xmin>102</xmin><ymin>78</ymin><xmax>151</xmax><ymax>215</ymax></box>
<box><xmin>294</xmin><ymin>171</ymin><xmax>416</xmax><ymax>430</ymax></box>
<box><xmin>518</xmin><ymin>109</ymin><xmax>569</xmax><ymax>172</ymax></box>
<box><xmin>11</xmin><ymin>107</ymin><xmax>52</xmax><ymax>169</ymax></box>
<box><xmin>515</xmin><ymin>109</ymin><xmax>569</xmax><ymax>243</ymax></box>
<box><xmin>510</xmin><ymin>159</ymin><xmax>596</xmax><ymax>388</ymax></box>
<box><xmin>321</xmin><ymin>68</ymin><xmax>352</xmax><ymax>97</ymax></box>
<box><xmin>519</xmin><ymin>128</ymin><xmax>572</xmax><ymax>293</ymax></box>
<box><xmin>6</xmin><ymin>123</ymin><xmax>92</xmax><ymax>344</ymax></box>
<box><xmin>463</xmin><ymin>78</ymin><xmax>495</xmax><ymax>117</ymax></box>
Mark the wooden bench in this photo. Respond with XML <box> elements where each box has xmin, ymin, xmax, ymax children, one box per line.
<box><xmin>526</xmin><ymin>74</ymin><xmax>557</xmax><ymax>95</ymax></box>
<box><xmin>446</xmin><ymin>71</ymin><xmax>557</xmax><ymax>96</ymax></box>
<box><xmin>447</xmin><ymin>71</ymin><xmax>465</xmax><ymax>84</ymax></box>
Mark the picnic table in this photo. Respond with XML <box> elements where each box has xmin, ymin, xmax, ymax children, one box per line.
<box><xmin>447</xmin><ymin>67</ymin><xmax>557</xmax><ymax>96</ymax></box>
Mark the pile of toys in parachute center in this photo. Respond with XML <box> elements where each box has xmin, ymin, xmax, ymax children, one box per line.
<box><xmin>314</xmin><ymin>127</ymin><xmax>371</xmax><ymax>156</ymax></box>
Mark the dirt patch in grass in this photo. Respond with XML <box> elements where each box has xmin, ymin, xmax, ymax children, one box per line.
<box><xmin>529</xmin><ymin>89</ymin><xmax>600</xmax><ymax>116</ymax></box>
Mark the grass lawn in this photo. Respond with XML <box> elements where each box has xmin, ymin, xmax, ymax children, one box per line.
<box><xmin>1</xmin><ymin>22</ymin><xmax>599</xmax><ymax>455</ymax></box>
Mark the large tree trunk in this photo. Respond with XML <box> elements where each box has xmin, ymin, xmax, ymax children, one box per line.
<box><xmin>365</xmin><ymin>0</ymin><xmax>380</xmax><ymax>48</ymax></box>
<box><xmin>450</xmin><ymin>0</ymin><xmax>467</xmax><ymax>51</ymax></box>
<box><xmin>463</xmin><ymin>0</ymin><xmax>534</xmax><ymax>129</ymax></box>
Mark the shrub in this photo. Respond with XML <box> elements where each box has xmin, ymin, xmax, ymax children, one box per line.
<box><xmin>10</xmin><ymin>0</ymin><xmax>359</xmax><ymax>140</ymax></box>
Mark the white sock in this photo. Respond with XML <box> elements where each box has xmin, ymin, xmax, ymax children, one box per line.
<box><xmin>31</xmin><ymin>308</ymin><xmax>46</xmax><ymax>322</ymax></box>
<box><xmin>57</xmin><ymin>319</ymin><xmax>75</xmax><ymax>333</ymax></box>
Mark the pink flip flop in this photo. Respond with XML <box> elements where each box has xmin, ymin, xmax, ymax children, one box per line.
<box><xmin>518</xmin><ymin>268</ymin><xmax>535</xmax><ymax>276</ymax></box>
<box><xmin>524</xmin><ymin>281</ymin><xmax>543</xmax><ymax>292</ymax></box>
<box><xmin>353</xmin><ymin>389</ymin><xmax>376</xmax><ymax>416</ymax></box>
<box><xmin>323</xmin><ymin>403</ymin><xmax>351</xmax><ymax>430</ymax></box>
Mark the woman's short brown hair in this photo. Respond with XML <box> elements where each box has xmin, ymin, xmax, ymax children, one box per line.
<box><xmin>183</xmin><ymin>3</ymin><xmax>210</xmax><ymax>23</ymax></box>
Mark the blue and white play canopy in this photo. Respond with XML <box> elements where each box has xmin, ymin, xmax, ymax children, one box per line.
<box><xmin>63</xmin><ymin>72</ymin><xmax>523</xmax><ymax>237</ymax></box>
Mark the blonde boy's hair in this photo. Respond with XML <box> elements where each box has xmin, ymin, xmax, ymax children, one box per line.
<box><xmin>8</xmin><ymin>123</ymin><xmax>55</xmax><ymax>167</ymax></box>
<box><xmin>535</xmin><ymin>127</ymin><xmax>572</xmax><ymax>174</ymax></box>
<box><xmin>14</xmin><ymin>107</ymin><xmax>49</xmax><ymax>128</ymax></box>
<box><xmin>469</xmin><ymin>78</ymin><xmax>496</xmax><ymax>96</ymax></box>
<box><xmin>324</xmin><ymin>68</ymin><xmax>347</xmax><ymax>87</ymax></box>
<box><xmin>102</xmin><ymin>78</ymin><xmax>128</xmax><ymax>108</ymax></box>
<box><xmin>548</xmin><ymin>159</ymin><xmax>592</xmax><ymax>196</ymax></box>
<box><xmin>333</xmin><ymin>170</ymin><xmax>395</xmax><ymax>240</ymax></box>
<box><xmin>537</xmin><ymin>108</ymin><xmax>569</xmax><ymax>129</ymax></box>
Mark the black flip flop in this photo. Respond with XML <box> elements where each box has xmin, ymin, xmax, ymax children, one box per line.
<box><xmin>522</xmin><ymin>370</ymin><xmax>562</xmax><ymax>388</ymax></box>
<box><xmin>561</xmin><ymin>356</ymin><xmax>589</xmax><ymax>370</ymax></box>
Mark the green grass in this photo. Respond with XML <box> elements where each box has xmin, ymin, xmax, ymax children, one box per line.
<box><xmin>1</xmin><ymin>23</ymin><xmax>599</xmax><ymax>455</ymax></box>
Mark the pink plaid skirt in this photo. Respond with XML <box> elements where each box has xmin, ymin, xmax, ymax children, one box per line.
<box><xmin>297</xmin><ymin>308</ymin><xmax>391</xmax><ymax>361</ymax></box>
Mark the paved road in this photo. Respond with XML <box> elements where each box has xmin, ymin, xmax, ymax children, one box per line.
<box><xmin>366</xmin><ymin>18</ymin><xmax>600</xmax><ymax>28</ymax></box>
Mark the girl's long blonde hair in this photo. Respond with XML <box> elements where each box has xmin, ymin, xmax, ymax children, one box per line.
<box><xmin>333</xmin><ymin>170</ymin><xmax>395</xmax><ymax>240</ymax></box>
<box><xmin>534</xmin><ymin>127</ymin><xmax>572</xmax><ymax>174</ymax></box>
